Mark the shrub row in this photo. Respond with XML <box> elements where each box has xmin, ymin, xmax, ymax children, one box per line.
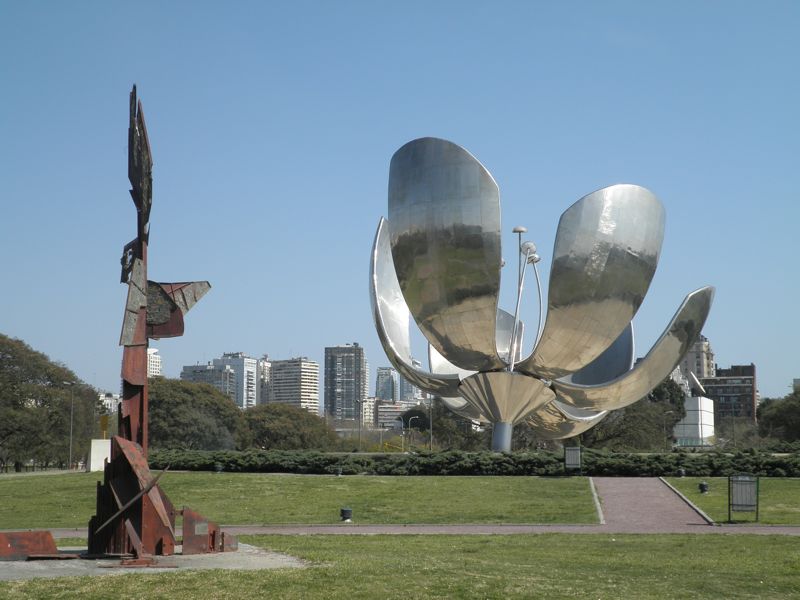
<box><xmin>148</xmin><ymin>448</ymin><xmax>800</xmax><ymax>477</ymax></box>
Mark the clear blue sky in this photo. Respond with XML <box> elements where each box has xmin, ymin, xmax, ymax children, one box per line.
<box><xmin>1</xmin><ymin>1</ymin><xmax>797</xmax><ymax>401</ymax></box>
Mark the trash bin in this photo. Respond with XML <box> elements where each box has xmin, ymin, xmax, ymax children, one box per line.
<box><xmin>340</xmin><ymin>507</ymin><xmax>353</xmax><ymax>522</ymax></box>
<box><xmin>698</xmin><ymin>481</ymin><xmax>709</xmax><ymax>494</ymax></box>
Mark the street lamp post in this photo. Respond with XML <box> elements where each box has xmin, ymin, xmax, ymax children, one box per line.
<box><xmin>408</xmin><ymin>415</ymin><xmax>420</xmax><ymax>449</ymax></box>
<box><xmin>356</xmin><ymin>400</ymin><xmax>362</xmax><ymax>452</ymax></box>
<box><xmin>63</xmin><ymin>382</ymin><xmax>75</xmax><ymax>470</ymax></box>
<box><xmin>428</xmin><ymin>398</ymin><xmax>433</xmax><ymax>451</ymax></box>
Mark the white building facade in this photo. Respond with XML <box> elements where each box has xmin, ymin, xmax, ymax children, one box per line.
<box><xmin>181</xmin><ymin>352</ymin><xmax>260</xmax><ymax>409</ymax></box>
<box><xmin>674</xmin><ymin>396</ymin><xmax>716</xmax><ymax>447</ymax></box>
<box><xmin>268</xmin><ymin>357</ymin><xmax>320</xmax><ymax>415</ymax></box>
<box><xmin>147</xmin><ymin>348</ymin><xmax>162</xmax><ymax>378</ymax></box>
<box><xmin>672</xmin><ymin>369</ymin><xmax>715</xmax><ymax>447</ymax></box>
<box><xmin>680</xmin><ymin>335</ymin><xmax>716</xmax><ymax>381</ymax></box>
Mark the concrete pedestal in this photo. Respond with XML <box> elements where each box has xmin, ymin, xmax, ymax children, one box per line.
<box><xmin>87</xmin><ymin>439</ymin><xmax>111</xmax><ymax>472</ymax></box>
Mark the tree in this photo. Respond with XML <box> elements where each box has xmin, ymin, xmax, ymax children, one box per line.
<box><xmin>0</xmin><ymin>333</ymin><xmax>100</xmax><ymax>470</ymax></box>
<box><xmin>424</xmin><ymin>398</ymin><xmax>485</xmax><ymax>451</ymax></box>
<box><xmin>245</xmin><ymin>403</ymin><xmax>340</xmax><ymax>450</ymax></box>
<box><xmin>579</xmin><ymin>378</ymin><xmax>687</xmax><ymax>452</ymax></box>
<box><xmin>758</xmin><ymin>392</ymin><xmax>800</xmax><ymax>442</ymax></box>
<box><xmin>715</xmin><ymin>415</ymin><xmax>761</xmax><ymax>449</ymax></box>
<box><xmin>148</xmin><ymin>377</ymin><xmax>250</xmax><ymax>450</ymax></box>
<box><xmin>511</xmin><ymin>421</ymin><xmax>563</xmax><ymax>452</ymax></box>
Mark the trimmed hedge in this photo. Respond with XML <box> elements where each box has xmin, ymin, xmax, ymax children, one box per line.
<box><xmin>148</xmin><ymin>448</ymin><xmax>800</xmax><ymax>477</ymax></box>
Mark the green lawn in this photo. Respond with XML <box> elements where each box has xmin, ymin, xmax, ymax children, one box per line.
<box><xmin>0</xmin><ymin>472</ymin><xmax>597</xmax><ymax>529</ymax></box>
<box><xmin>4</xmin><ymin>534</ymin><xmax>799</xmax><ymax>599</ymax></box>
<box><xmin>666</xmin><ymin>477</ymin><xmax>800</xmax><ymax>524</ymax></box>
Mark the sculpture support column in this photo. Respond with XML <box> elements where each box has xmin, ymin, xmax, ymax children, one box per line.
<box><xmin>491</xmin><ymin>422</ymin><xmax>513</xmax><ymax>452</ymax></box>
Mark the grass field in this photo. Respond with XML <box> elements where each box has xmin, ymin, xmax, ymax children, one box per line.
<box><xmin>4</xmin><ymin>534</ymin><xmax>800</xmax><ymax>599</ymax></box>
<box><xmin>0</xmin><ymin>472</ymin><xmax>598</xmax><ymax>528</ymax></box>
<box><xmin>666</xmin><ymin>477</ymin><xmax>800</xmax><ymax>524</ymax></box>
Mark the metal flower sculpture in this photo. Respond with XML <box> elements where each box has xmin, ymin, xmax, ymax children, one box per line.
<box><xmin>370</xmin><ymin>137</ymin><xmax>714</xmax><ymax>452</ymax></box>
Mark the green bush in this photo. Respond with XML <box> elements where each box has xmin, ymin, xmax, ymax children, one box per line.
<box><xmin>147</xmin><ymin>448</ymin><xmax>800</xmax><ymax>477</ymax></box>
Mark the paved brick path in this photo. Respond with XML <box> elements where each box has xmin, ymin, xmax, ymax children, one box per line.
<box><xmin>35</xmin><ymin>478</ymin><xmax>800</xmax><ymax>538</ymax></box>
<box><xmin>591</xmin><ymin>477</ymin><xmax>711</xmax><ymax>533</ymax></box>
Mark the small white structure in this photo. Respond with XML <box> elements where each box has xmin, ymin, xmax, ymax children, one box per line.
<box><xmin>87</xmin><ymin>439</ymin><xmax>111</xmax><ymax>472</ymax></box>
<box><xmin>673</xmin><ymin>372</ymin><xmax>715</xmax><ymax>447</ymax></box>
<box><xmin>147</xmin><ymin>348</ymin><xmax>162</xmax><ymax>377</ymax></box>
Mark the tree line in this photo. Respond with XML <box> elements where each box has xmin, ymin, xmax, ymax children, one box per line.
<box><xmin>0</xmin><ymin>334</ymin><xmax>102</xmax><ymax>471</ymax></box>
<box><xmin>4</xmin><ymin>332</ymin><xmax>798</xmax><ymax>467</ymax></box>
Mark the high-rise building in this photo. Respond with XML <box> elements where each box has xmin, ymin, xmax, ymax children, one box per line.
<box><xmin>398</xmin><ymin>358</ymin><xmax>423</xmax><ymax>404</ymax></box>
<box><xmin>180</xmin><ymin>362</ymin><xmax>237</xmax><ymax>402</ymax></box>
<box><xmin>259</xmin><ymin>354</ymin><xmax>271</xmax><ymax>406</ymax></box>
<box><xmin>680</xmin><ymin>335</ymin><xmax>716</xmax><ymax>381</ymax></box>
<box><xmin>377</xmin><ymin>400</ymin><xmax>406</xmax><ymax>429</ymax></box>
<box><xmin>269</xmin><ymin>357</ymin><xmax>320</xmax><ymax>415</ymax></box>
<box><xmin>181</xmin><ymin>352</ymin><xmax>261</xmax><ymax>409</ymax></box>
<box><xmin>701</xmin><ymin>364</ymin><xmax>758</xmax><ymax>423</ymax></box>
<box><xmin>147</xmin><ymin>348</ymin><xmax>162</xmax><ymax>378</ymax></box>
<box><xmin>98</xmin><ymin>392</ymin><xmax>120</xmax><ymax>414</ymax></box>
<box><xmin>375</xmin><ymin>367</ymin><xmax>398</xmax><ymax>402</ymax></box>
<box><xmin>361</xmin><ymin>396</ymin><xmax>376</xmax><ymax>427</ymax></box>
<box><xmin>324</xmin><ymin>343</ymin><xmax>368</xmax><ymax>421</ymax></box>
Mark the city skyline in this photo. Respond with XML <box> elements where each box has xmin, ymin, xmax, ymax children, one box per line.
<box><xmin>1</xmin><ymin>3</ymin><xmax>798</xmax><ymax>400</ymax></box>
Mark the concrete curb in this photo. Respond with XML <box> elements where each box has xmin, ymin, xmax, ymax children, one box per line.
<box><xmin>658</xmin><ymin>477</ymin><xmax>715</xmax><ymax>525</ymax></box>
<box><xmin>588</xmin><ymin>477</ymin><xmax>606</xmax><ymax>525</ymax></box>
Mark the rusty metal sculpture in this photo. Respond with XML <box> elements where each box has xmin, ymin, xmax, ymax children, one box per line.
<box><xmin>86</xmin><ymin>86</ymin><xmax>225</xmax><ymax>560</ymax></box>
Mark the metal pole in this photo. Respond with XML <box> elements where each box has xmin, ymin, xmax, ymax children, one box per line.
<box><xmin>728</xmin><ymin>477</ymin><xmax>731</xmax><ymax>523</ymax></box>
<box><xmin>357</xmin><ymin>400</ymin><xmax>362</xmax><ymax>452</ymax></box>
<box><xmin>429</xmin><ymin>398</ymin><xmax>433</xmax><ymax>451</ymax></box>
<box><xmin>508</xmin><ymin>227</ymin><xmax>527</xmax><ymax>372</ymax></box>
<box><xmin>63</xmin><ymin>382</ymin><xmax>74</xmax><ymax>470</ymax></box>
<box><xmin>69</xmin><ymin>389</ymin><xmax>74</xmax><ymax>470</ymax></box>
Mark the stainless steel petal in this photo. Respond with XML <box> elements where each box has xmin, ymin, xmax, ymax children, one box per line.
<box><xmin>427</xmin><ymin>308</ymin><xmax>522</xmax><ymax>378</ymax></box>
<box><xmin>495</xmin><ymin>308</ymin><xmax>523</xmax><ymax>364</ymax></box>
<box><xmin>517</xmin><ymin>184</ymin><xmax>665</xmax><ymax>379</ymax></box>
<box><xmin>553</xmin><ymin>286</ymin><xmax>715</xmax><ymax>411</ymax></box>
<box><xmin>440</xmin><ymin>396</ymin><xmax>489</xmax><ymax>423</ymax></box>
<box><xmin>457</xmin><ymin>371</ymin><xmax>555</xmax><ymax>425</ymax></box>
<box><xmin>525</xmin><ymin>399</ymin><xmax>608</xmax><ymax>439</ymax></box>
<box><xmin>429</xmin><ymin>343</ymin><xmax>475</xmax><ymax>381</ymax></box>
<box><xmin>389</xmin><ymin>137</ymin><xmax>505</xmax><ymax>372</ymax></box>
<box><xmin>560</xmin><ymin>323</ymin><xmax>634</xmax><ymax>385</ymax></box>
<box><xmin>370</xmin><ymin>218</ymin><xmax>462</xmax><ymax>397</ymax></box>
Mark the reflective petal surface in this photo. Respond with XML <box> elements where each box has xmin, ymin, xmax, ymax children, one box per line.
<box><xmin>553</xmin><ymin>286</ymin><xmax>714</xmax><ymax>411</ymax></box>
<box><xmin>526</xmin><ymin>400</ymin><xmax>608</xmax><ymax>439</ymax></box>
<box><xmin>495</xmin><ymin>308</ymin><xmax>524</xmax><ymax>364</ymax></box>
<box><xmin>440</xmin><ymin>396</ymin><xmax>489</xmax><ymax>422</ymax></box>
<box><xmin>427</xmin><ymin>308</ymin><xmax>522</xmax><ymax>379</ymax></box>
<box><xmin>389</xmin><ymin>137</ymin><xmax>504</xmax><ymax>372</ymax></box>
<box><xmin>560</xmin><ymin>323</ymin><xmax>634</xmax><ymax>385</ymax></box>
<box><xmin>370</xmin><ymin>218</ymin><xmax>462</xmax><ymax>397</ymax></box>
<box><xmin>429</xmin><ymin>343</ymin><xmax>475</xmax><ymax>381</ymax></box>
<box><xmin>457</xmin><ymin>371</ymin><xmax>555</xmax><ymax>424</ymax></box>
<box><xmin>518</xmin><ymin>184</ymin><xmax>665</xmax><ymax>379</ymax></box>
